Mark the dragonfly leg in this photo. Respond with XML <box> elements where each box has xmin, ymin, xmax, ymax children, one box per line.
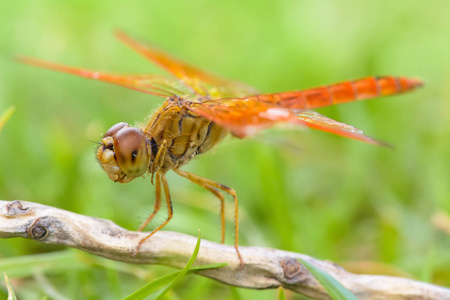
<box><xmin>201</xmin><ymin>186</ymin><xmax>226</xmax><ymax>244</ymax></box>
<box><xmin>180</xmin><ymin>180</ymin><xmax>225</xmax><ymax>244</ymax></box>
<box><xmin>133</xmin><ymin>172</ymin><xmax>173</xmax><ymax>257</ymax></box>
<box><xmin>150</xmin><ymin>140</ymin><xmax>168</xmax><ymax>184</ymax></box>
<box><xmin>137</xmin><ymin>173</ymin><xmax>162</xmax><ymax>231</ymax></box>
<box><xmin>173</xmin><ymin>168</ymin><xmax>243</xmax><ymax>268</ymax></box>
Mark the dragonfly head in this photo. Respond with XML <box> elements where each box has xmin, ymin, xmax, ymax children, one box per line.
<box><xmin>97</xmin><ymin>122</ymin><xmax>151</xmax><ymax>183</ymax></box>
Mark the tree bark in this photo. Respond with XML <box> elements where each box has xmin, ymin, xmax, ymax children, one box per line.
<box><xmin>0</xmin><ymin>200</ymin><xmax>448</xmax><ymax>300</ymax></box>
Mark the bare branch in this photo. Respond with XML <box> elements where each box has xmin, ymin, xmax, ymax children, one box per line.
<box><xmin>0</xmin><ymin>200</ymin><xmax>448</xmax><ymax>299</ymax></box>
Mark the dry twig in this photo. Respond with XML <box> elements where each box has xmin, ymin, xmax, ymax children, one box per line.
<box><xmin>0</xmin><ymin>200</ymin><xmax>449</xmax><ymax>299</ymax></box>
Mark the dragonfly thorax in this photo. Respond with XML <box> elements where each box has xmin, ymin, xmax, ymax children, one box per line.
<box><xmin>142</xmin><ymin>101</ymin><xmax>229</xmax><ymax>173</ymax></box>
<box><xmin>97</xmin><ymin>122</ymin><xmax>151</xmax><ymax>183</ymax></box>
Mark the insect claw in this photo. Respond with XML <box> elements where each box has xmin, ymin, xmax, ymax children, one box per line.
<box><xmin>235</xmin><ymin>247</ymin><xmax>245</xmax><ymax>270</ymax></box>
<box><xmin>132</xmin><ymin>244</ymin><xmax>142</xmax><ymax>258</ymax></box>
<box><xmin>237</xmin><ymin>262</ymin><xmax>245</xmax><ymax>271</ymax></box>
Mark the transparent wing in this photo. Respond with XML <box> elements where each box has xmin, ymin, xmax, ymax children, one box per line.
<box><xmin>18</xmin><ymin>56</ymin><xmax>192</xmax><ymax>98</ymax></box>
<box><xmin>190</xmin><ymin>99</ymin><xmax>387</xmax><ymax>145</ymax></box>
<box><xmin>116</xmin><ymin>30</ymin><xmax>258</xmax><ymax>98</ymax></box>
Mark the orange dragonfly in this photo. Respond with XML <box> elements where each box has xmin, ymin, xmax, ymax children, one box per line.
<box><xmin>19</xmin><ymin>31</ymin><xmax>423</xmax><ymax>268</ymax></box>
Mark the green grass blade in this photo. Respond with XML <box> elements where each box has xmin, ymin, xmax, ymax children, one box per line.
<box><xmin>420</xmin><ymin>246</ymin><xmax>435</xmax><ymax>282</ymax></box>
<box><xmin>122</xmin><ymin>263</ymin><xmax>227</xmax><ymax>300</ymax></box>
<box><xmin>229</xmin><ymin>287</ymin><xmax>242</xmax><ymax>300</ymax></box>
<box><xmin>123</xmin><ymin>231</ymin><xmax>227</xmax><ymax>300</ymax></box>
<box><xmin>0</xmin><ymin>106</ymin><xmax>15</xmax><ymax>131</ymax></box>
<box><xmin>125</xmin><ymin>272</ymin><xmax>179</xmax><ymax>300</ymax></box>
<box><xmin>188</xmin><ymin>263</ymin><xmax>228</xmax><ymax>270</ymax></box>
<box><xmin>0</xmin><ymin>250</ymin><xmax>85</xmax><ymax>279</ymax></box>
<box><xmin>278</xmin><ymin>287</ymin><xmax>286</xmax><ymax>300</ymax></box>
<box><xmin>297</xmin><ymin>258</ymin><xmax>358</xmax><ymax>300</ymax></box>
<box><xmin>4</xmin><ymin>273</ymin><xmax>17</xmax><ymax>300</ymax></box>
<box><xmin>154</xmin><ymin>230</ymin><xmax>202</xmax><ymax>300</ymax></box>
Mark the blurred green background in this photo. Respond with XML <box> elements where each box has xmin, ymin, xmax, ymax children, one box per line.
<box><xmin>1</xmin><ymin>0</ymin><xmax>450</xmax><ymax>299</ymax></box>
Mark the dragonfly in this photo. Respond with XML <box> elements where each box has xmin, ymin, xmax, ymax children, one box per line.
<box><xmin>19</xmin><ymin>31</ymin><xmax>423</xmax><ymax>268</ymax></box>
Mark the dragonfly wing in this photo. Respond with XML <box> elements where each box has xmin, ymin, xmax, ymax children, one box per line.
<box><xmin>18</xmin><ymin>56</ymin><xmax>192</xmax><ymax>98</ymax></box>
<box><xmin>191</xmin><ymin>99</ymin><xmax>386</xmax><ymax>145</ymax></box>
<box><xmin>294</xmin><ymin>110</ymin><xmax>389</xmax><ymax>146</ymax></box>
<box><xmin>241</xmin><ymin>76</ymin><xmax>423</xmax><ymax>109</ymax></box>
<box><xmin>190</xmin><ymin>99</ymin><xmax>288</xmax><ymax>138</ymax></box>
<box><xmin>115</xmin><ymin>30</ymin><xmax>258</xmax><ymax>98</ymax></box>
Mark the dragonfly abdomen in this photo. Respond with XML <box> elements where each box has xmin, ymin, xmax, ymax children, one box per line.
<box><xmin>254</xmin><ymin>76</ymin><xmax>423</xmax><ymax>110</ymax></box>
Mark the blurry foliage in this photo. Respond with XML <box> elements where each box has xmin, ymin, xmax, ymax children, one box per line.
<box><xmin>1</xmin><ymin>0</ymin><xmax>449</xmax><ymax>299</ymax></box>
<box><xmin>0</xmin><ymin>106</ymin><xmax>15</xmax><ymax>131</ymax></box>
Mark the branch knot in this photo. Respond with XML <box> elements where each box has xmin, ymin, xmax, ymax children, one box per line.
<box><xmin>28</xmin><ymin>217</ymin><xmax>49</xmax><ymax>240</ymax></box>
<box><xmin>4</xmin><ymin>200</ymin><xmax>29</xmax><ymax>217</ymax></box>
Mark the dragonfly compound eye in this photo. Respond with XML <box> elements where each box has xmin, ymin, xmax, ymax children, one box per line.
<box><xmin>113</xmin><ymin>127</ymin><xmax>150</xmax><ymax>177</ymax></box>
<box><xmin>104</xmin><ymin>122</ymin><xmax>130</xmax><ymax>138</ymax></box>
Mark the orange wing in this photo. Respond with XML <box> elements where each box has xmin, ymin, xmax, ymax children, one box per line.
<box><xmin>115</xmin><ymin>30</ymin><xmax>258</xmax><ymax>98</ymax></box>
<box><xmin>190</xmin><ymin>99</ymin><xmax>386</xmax><ymax>145</ymax></box>
<box><xmin>17</xmin><ymin>56</ymin><xmax>192</xmax><ymax>98</ymax></box>
<box><xmin>192</xmin><ymin>76</ymin><xmax>422</xmax><ymax>144</ymax></box>
<box><xmin>239</xmin><ymin>76</ymin><xmax>423</xmax><ymax>109</ymax></box>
